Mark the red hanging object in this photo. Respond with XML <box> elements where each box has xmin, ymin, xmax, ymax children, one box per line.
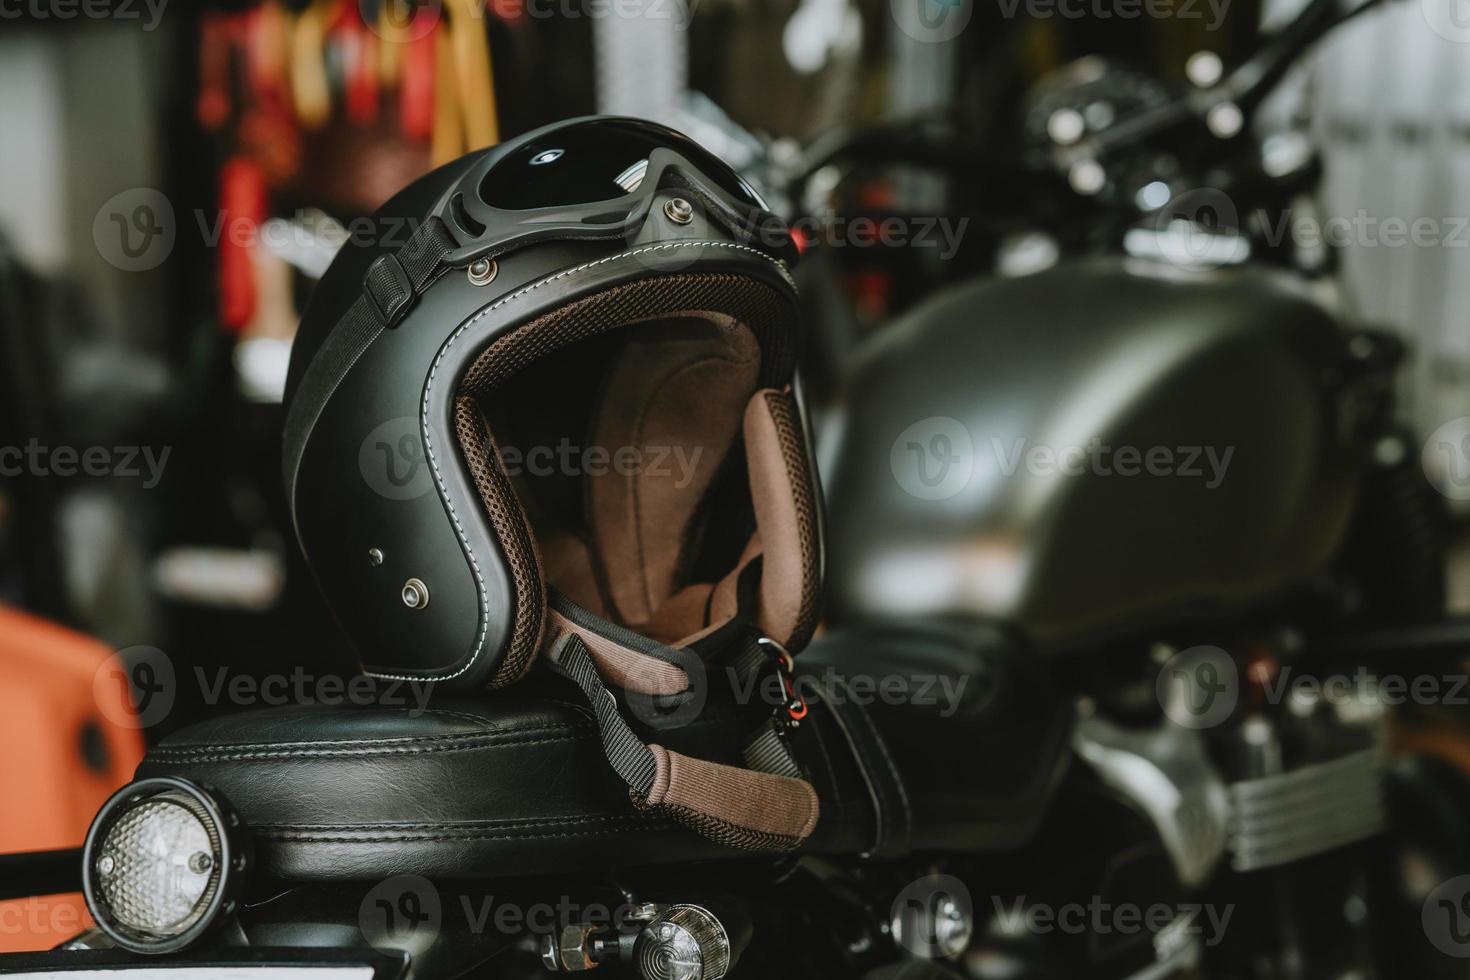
<box><xmin>196</xmin><ymin>13</ymin><xmax>233</xmax><ymax>130</ymax></box>
<box><xmin>345</xmin><ymin>16</ymin><xmax>380</xmax><ymax>124</ymax></box>
<box><xmin>488</xmin><ymin>0</ymin><xmax>525</xmax><ymax>22</ymax></box>
<box><xmin>400</xmin><ymin>14</ymin><xmax>436</xmax><ymax>142</ymax></box>
<box><xmin>217</xmin><ymin>157</ymin><xmax>269</xmax><ymax>334</ymax></box>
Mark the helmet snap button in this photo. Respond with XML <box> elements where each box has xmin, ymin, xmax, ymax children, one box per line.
<box><xmin>401</xmin><ymin>578</ymin><xmax>430</xmax><ymax>609</ymax></box>
<box><xmin>467</xmin><ymin>258</ymin><xmax>498</xmax><ymax>286</ymax></box>
<box><xmin>664</xmin><ymin>198</ymin><xmax>694</xmax><ymax>225</ymax></box>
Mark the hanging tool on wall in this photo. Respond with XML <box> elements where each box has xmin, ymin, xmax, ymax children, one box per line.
<box><xmin>445</xmin><ymin>0</ymin><xmax>501</xmax><ymax>149</ymax></box>
<box><xmin>288</xmin><ymin>0</ymin><xmax>335</xmax><ymax>128</ymax></box>
<box><xmin>432</xmin><ymin>20</ymin><xmax>465</xmax><ymax>164</ymax></box>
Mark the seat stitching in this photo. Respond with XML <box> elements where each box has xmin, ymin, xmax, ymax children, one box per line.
<box><xmin>258</xmin><ymin>824</ymin><xmax>675</xmax><ymax>845</ymax></box>
<box><xmin>150</xmin><ymin>721</ymin><xmax>586</xmax><ymax>752</ymax></box>
<box><xmin>839</xmin><ymin>678</ymin><xmax>912</xmax><ymax>847</ymax></box>
<box><xmin>147</xmin><ymin>728</ymin><xmax>593</xmax><ymax>762</ymax></box>
<box><xmin>258</xmin><ymin>814</ymin><xmax>661</xmax><ymax>832</ymax></box>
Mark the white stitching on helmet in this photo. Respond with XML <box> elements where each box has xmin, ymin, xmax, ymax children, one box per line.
<box><xmin>364</xmin><ymin>241</ymin><xmax>794</xmax><ymax>684</ymax></box>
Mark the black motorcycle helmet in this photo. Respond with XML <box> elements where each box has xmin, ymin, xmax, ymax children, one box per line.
<box><xmin>283</xmin><ymin>117</ymin><xmax>822</xmax><ymax>694</ymax></box>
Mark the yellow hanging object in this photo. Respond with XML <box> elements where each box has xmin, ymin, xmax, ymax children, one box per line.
<box><xmin>289</xmin><ymin>0</ymin><xmax>333</xmax><ymax>129</ymax></box>
<box><xmin>377</xmin><ymin>0</ymin><xmax>408</xmax><ymax>86</ymax></box>
<box><xmin>431</xmin><ymin>24</ymin><xmax>464</xmax><ymax>167</ymax></box>
<box><xmin>254</xmin><ymin>1</ymin><xmax>290</xmax><ymax>92</ymax></box>
<box><xmin>444</xmin><ymin>0</ymin><xmax>499</xmax><ymax>149</ymax></box>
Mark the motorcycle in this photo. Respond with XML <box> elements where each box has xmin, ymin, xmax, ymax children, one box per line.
<box><xmin>4</xmin><ymin>0</ymin><xmax>1470</xmax><ymax>978</ymax></box>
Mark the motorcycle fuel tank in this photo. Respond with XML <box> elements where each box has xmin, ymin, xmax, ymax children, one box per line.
<box><xmin>820</xmin><ymin>258</ymin><xmax>1365</xmax><ymax>649</ymax></box>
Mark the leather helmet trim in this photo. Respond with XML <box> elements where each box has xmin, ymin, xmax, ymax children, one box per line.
<box><xmin>747</xmin><ymin>390</ymin><xmax>822</xmax><ymax>650</ymax></box>
<box><xmin>406</xmin><ymin>256</ymin><xmax>802</xmax><ymax>688</ymax></box>
<box><xmin>454</xmin><ymin>275</ymin><xmax>800</xmax><ymax>688</ymax></box>
<box><xmin>341</xmin><ymin>242</ymin><xmax>794</xmax><ymax>687</ymax></box>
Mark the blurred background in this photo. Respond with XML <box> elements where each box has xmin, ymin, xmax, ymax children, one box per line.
<box><xmin>1</xmin><ymin>0</ymin><xmax>1469</xmax><ymax>952</ymax></box>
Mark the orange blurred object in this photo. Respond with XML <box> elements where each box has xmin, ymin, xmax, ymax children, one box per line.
<box><xmin>0</xmin><ymin>607</ymin><xmax>144</xmax><ymax>952</ymax></box>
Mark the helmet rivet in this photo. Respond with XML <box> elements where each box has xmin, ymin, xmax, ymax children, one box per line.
<box><xmin>367</xmin><ymin>548</ymin><xmax>384</xmax><ymax>567</ymax></box>
<box><xmin>664</xmin><ymin>198</ymin><xmax>694</xmax><ymax>225</ymax></box>
<box><xmin>467</xmin><ymin>258</ymin><xmax>498</xmax><ymax>286</ymax></box>
<box><xmin>401</xmin><ymin>578</ymin><xmax>430</xmax><ymax>609</ymax></box>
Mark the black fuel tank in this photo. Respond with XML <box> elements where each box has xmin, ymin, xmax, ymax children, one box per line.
<box><xmin>820</xmin><ymin>258</ymin><xmax>1364</xmax><ymax>647</ymax></box>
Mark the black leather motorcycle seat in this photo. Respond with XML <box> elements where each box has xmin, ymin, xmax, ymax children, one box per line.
<box><xmin>136</xmin><ymin>626</ymin><xmax>1072</xmax><ymax>883</ymax></box>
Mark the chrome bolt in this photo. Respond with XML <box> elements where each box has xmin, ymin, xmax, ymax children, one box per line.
<box><xmin>401</xmin><ymin>578</ymin><xmax>430</xmax><ymax>609</ymax></box>
<box><xmin>664</xmin><ymin>198</ymin><xmax>694</xmax><ymax>225</ymax></box>
<box><xmin>1186</xmin><ymin>51</ymin><xmax>1224</xmax><ymax>88</ymax></box>
<box><xmin>467</xmin><ymin>258</ymin><xmax>498</xmax><ymax>286</ymax></box>
<box><xmin>1047</xmin><ymin>108</ymin><xmax>1085</xmax><ymax>146</ymax></box>
<box><xmin>188</xmin><ymin>852</ymin><xmax>213</xmax><ymax>875</ymax></box>
<box><xmin>626</xmin><ymin>902</ymin><xmax>662</xmax><ymax>924</ymax></box>
<box><xmin>541</xmin><ymin>924</ymin><xmax>603</xmax><ymax>972</ymax></box>
<box><xmin>1374</xmin><ymin>436</ymin><xmax>1407</xmax><ymax>468</ymax></box>
<box><xmin>1207</xmin><ymin>101</ymin><xmax>1244</xmax><ymax>139</ymax></box>
<box><xmin>97</xmin><ymin>855</ymin><xmax>115</xmax><ymax>876</ymax></box>
<box><xmin>367</xmin><ymin>548</ymin><xmax>384</xmax><ymax>567</ymax></box>
<box><xmin>1068</xmin><ymin>159</ymin><xmax>1106</xmax><ymax>196</ymax></box>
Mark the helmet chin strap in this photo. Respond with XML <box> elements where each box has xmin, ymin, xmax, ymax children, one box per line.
<box><xmin>544</xmin><ymin>630</ymin><xmax>820</xmax><ymax>852</ymax></box>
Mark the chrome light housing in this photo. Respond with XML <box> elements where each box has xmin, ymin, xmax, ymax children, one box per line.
<box><xmin>633</xmin><ymin>905</ymin><xmax>732</xmax><ymax>980</ymax></box>
<box><xmin>82</xmin><ymin>776</ymin><xmax>248</xmax><ymax>954</ymax></box>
